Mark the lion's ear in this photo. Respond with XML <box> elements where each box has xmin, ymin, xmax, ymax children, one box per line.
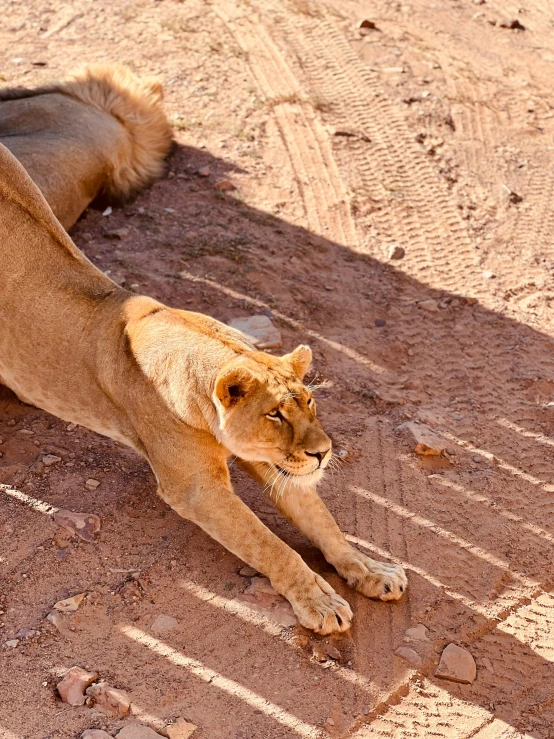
<box><xmin>214</xmin><ymin>365</ymin><xmax>258</xmax><ymax>409</ymax></box>
<box><xmin>283</xmin><ymin>345</ymin><xmax>312</xmax><ymax>380</ymax></box>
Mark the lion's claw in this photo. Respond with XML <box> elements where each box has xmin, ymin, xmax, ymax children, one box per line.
<box><xmin>288</xmin><ymin>572</ymin><xmax>353</xmax><ymax>634</ymax></box>
<box><xmin>335</xmin><ymin>549</ymin><xmax>407</xmax><ymax>601</ymax></box>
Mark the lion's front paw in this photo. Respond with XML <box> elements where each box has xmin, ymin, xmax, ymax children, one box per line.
<box><xmin>335</xmin><ymin>549</ymin><xmax>407</xmax><ymax>601</ymax></box>
<box><xmin>288</xmin><ymin>573</ymin><xmax>353</xmax><ymax>635</ymax></box>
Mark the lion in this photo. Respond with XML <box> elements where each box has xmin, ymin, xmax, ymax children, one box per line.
<box><xmin>0</xmin><ymin>143</ymin><xmax>407</xmax><ymax>634</ymax></box>
<box><xmin>0</xmin><ymin>64</ymin><xmax>172</xmax><ymax>230</ymax></box>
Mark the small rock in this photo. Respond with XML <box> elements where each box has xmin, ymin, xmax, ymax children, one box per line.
<box><xmin>102</xmin><ymin>206</ymin><xmax>113</xmax><ymax>216</ymax></box>
<box><xmin>166</xmin><ymin>717</ymin><xmax>198</xmax><ymax>739</ymax></box>
<box><xmin>498</xmin><ymin>18</ymin><xmax>525</xmax><ymax>30</ymax></box>
<box><xmin>324</xmin><ymin>285</ymin><xmax>334</xmax><ymax>291</ymax></box>
<box><xmin>46</xmin><ymin>610</ymin><xmax>65</xmax><ymax>631</ymax></box>
<box><xmin>42</xmin><ymin>454</ymin><xmax>62</xmax><ymax>466</ymax></box>
<box><xmin>394</xmin><ymin>646</ymin><xmax>422</xmax><ymax>666</ymax></box>
<box><xmin>82</xmin><ymin>731</ymin><xmax>113</xmax><ymax>739</ymax></box>
<box><xmin>337</xmin><ymin>449</ymin><xmax>348</xmax><ymax>459</ymax></box>
<box><xmin>389</xmin><ymin>245</ymin><xmax>405</xmax><ymax>260</ymax></box>
<box><xmin>435</xmin><ymin>643</ymin><xmax>476</xmax><ymax>684</ymax></box>
<box><xmin>116</xmin><ymin>723</ymin><xmax>161</xmax><ymax>739</ymax></box>
<box><xmin>324</xmin><ymin>718</ymin><xmax>335</xmax><ymax>726</ymax></box>
<box><xmin>374</xmin><ymin>318</ymin><xmax>386</xmax><ymax>328</ymax></box>
<box><xmin>325</xmin><ymin>644</ymin><xmax>341</xmax><ymax>661</ymax></box>
<box><xmin>236</xmin><ymin>577</ymin><xmax>297</xmax><ymax>627</ymax></box>
<box><xmin>54</xmin><ymin>509</ymin><xmax>101</xmax><ymax>542</ymax></box>
<box><xmin>482</xmin><ymin>270</ymin><xmax>496</xmax><ymax>280</ymax></box>
<box><xmin>164</xmin><ymin>207</ymin><xmax>176</xmax><ymax>213</ymax></box>
<box><xmin>397</xmin><ymin>422</ymin><xmax>447</xmax><ymax>457</ymax></box>
<box><xmin>404</xmin><ymin>623</ymin><xmax>430</xmax><ymax>642</ymax></box>
<box><xmin>105</xmin><ymin>227</ymin><xmax>130</xmax><ymax>240</ymax></box>
<box><xmin>54</xmin><ymin>592</ymin><xmax>86</xmax><ymax>613</ymax></box>
<box><xmin>214</xmin><ymin>179</ymin><xmax>236</xmax><ymax>191</ymax></box>
<box><xmin>57</xmin><ymin>666</ymin><xmax>99</xmax><ymax>706</ymax></box>
<box><xmin>16</xmin><ymin>627</ymin><xmax>37</xmax><ymax>638</ymax></box>
<box><xmin>86</xmin><ymin>478</ymin><xmax>101</xmax><ymax>490</ymax></box>
<box><xmin>86</xmin><ymin>682</ymin><xmax>131</xmax><ymax>718</ymax></box>
<box><xmin>151</xmin><ymin>614</ymin><xmax>179</xmax><ymax>634</ymax></box>
<box><xmin>417</xmin><ymin>299</ymin><xmax>440</xmax><ymax>313</ymax></box>
<box><xmin>5</xmin><ymin>639</ymin><xmax>19</xmax><ymax>648</ymax></box>
<box><xmin>197</xmin><ymin>166</ymin><xmax>210</xmax><ymax>177</ymax></box>
<box><xmin>228</xmin><ymin>315</ymin><xmax>282</xmax><ymax>350</ymax></box>
<box><xmin>357</xmin><ymin>19</ymin><xmax>377</xmax><ymax>34</ymax></box>
<box><xmin>238</xmin><ymin>566</ymin><xmax>258</xmax><ymax>577</ymax></box>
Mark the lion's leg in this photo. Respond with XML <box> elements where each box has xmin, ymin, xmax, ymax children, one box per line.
<box><xmin>239</xmin><ymin>460</ymin><xmax>407</xmax><ymax>601</ymax></box>
<box><xmin>155</xmin><ymin>457</ymin><xmax>353</xmax><ymax>635</ymax></box>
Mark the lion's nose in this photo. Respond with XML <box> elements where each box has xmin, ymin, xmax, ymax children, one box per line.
<box><xmin>306</xmin><ymin>449</ymin><xmax>331</xmax><ymax>466</ymax></box>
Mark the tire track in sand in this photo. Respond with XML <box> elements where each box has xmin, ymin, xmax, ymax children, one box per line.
<box><xmin>214</xmin><ymin>1</ymin><xmax>358</xmax><ymax>250</ymax></box>
<box><xmin>267</xmin><ymin>8</ymin><xmax>489</xmax><ymax>299</ymax></box>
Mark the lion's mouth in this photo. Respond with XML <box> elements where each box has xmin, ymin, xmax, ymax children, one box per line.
<box><xmin>276</xmin><ymin>465</ymin><xmax>320</xmax><ymax>477</ymax></box>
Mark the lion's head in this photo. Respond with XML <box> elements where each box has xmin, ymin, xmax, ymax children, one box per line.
<box><xmin>213</xmin><ymin>345</ymin><xmax>332</xmax><ymax>487</ymax></box>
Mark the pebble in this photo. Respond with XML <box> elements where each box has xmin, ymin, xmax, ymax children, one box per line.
<box><xmin>102</xmin><ymin>206</ymin><xmax>113</xmax><ymax>216</ymax></box>
<box><xmin>151</xmin><ymin>614</ymin><xmax>179</xmax><ymax>634</ymax></box>
<box><xmin>324</xmin><ymin>644</ymin><xmax>341</xmax><ymax>661</ymax></box>
<box><xmin>238</xmin><ymin>565</ymin><xmax>258</xmax><ymax>577</ymax></box>
<box><xmin>374</xmin><ymin>318</ymin><xmax>386</xmax><ymax>327</ymax></box>
<box><xmin>197</xmin><ymin>166</ymin><xmax>210</xmax><ymax>177</ymax></box>
<box><xmin>228</xmin><ymin>315</ymin><xmax>282</xmax><ymax>350</ymax></box>
<box><xmin>57</xmin><ymin>666</ymin><xmax>99</xmax><ymax>706</ymax></box>
<box><xmin>42</xmin><ymin>454</ymin><xmax>62</xmax><ymax>466</ymax></box>
<box><xmin>86</xmin><ymin>478</ymin><xmax>101</xmax><ymax>490</ymax></box>
<box><xmin>46</xmin><ymin>610</ymin><xmax>64</xmax><ymax>631</ymax></box>
<box><xmin>389</xmin><ymin>245</ymin><xmax>405</xmax><ymax>260</ymax></box>
<box><xmin>214</xmin><ymin>179</ymin><xmax>236</xmax><ymax>191</ymax></box>
<box><xmin>16</xmin><ymin>627</ymin><xmax>37</xmax><ymax>638</ymax></box>
<box><xmin>498</xmin><ymin>18</ymin><xmax>525</xmax><ymax>30</ymax></box>
<box><xmin>394</xmin><ymin>646</ymin><xmax>422</xmax><ymax>666</ymax></box>
<box><xmin>82</xmin><ymin>731</ymin><xmax>113</xmax><ymax>739</ymax></box>
<box><xmin>337</xmin><ymin>449</ymin><xmax>348</xmax><ymax>458</ymax></box>
<box><xmin>166</xmin><ymin>717</ymin><xmax>198</xmax><ymax>739</ymax></box>
<box><xmin>236</xmin><ymin>577</ymin><xmax>297</xmax><ymax>627</ymax></box>
<box><xmin>397</xmin><ymin>422</ymin><xmax>447</xmax><ymax>457</ymax></box>
<box><xmin>54</xmin><ymin>509</ymin><xmax>101</xmax><ymax>543</ymax></box>
<box><xmin>86</xmin><ymin>682</ymin><xmax>131</xmax><ymax>718</ymax></box>
<box><xmin>435</xmin><ymin>643</ymin><xmax>476</xmax><ymax>684</ymax></box>
<box><xmin>5</xmin><ymin>639</ymin><xmax>19</xmax><ymax>648</ymax></box>
<box><xmin>417</xmin><ymin>299</ymin><xmax>440</xmax><ymax>313</ymax></box>
<box><xmin>54</xmin><ymin>592</ymin><xmax>86</xmax><ymax>613</ymax></box>
<box><xmin>105</xmin><ymin>227</ymin><xmax>130</xmax><ymax>240</ymax></box>
<box><xmin>404</xmin><ymin>623</ymin><xmax>430</xmax><ymax>642</ymax></box>
<box><xmin>116</xmin><ymin>723</ymin><xmax>161</xmax><ymax>739</ymax></box>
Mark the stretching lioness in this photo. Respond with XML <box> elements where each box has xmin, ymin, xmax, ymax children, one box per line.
<box><xmin>0</xmin><ymin>144</ymin><xmax>406</xmax><ymax>633</ymax></box>
<box><xmin>0</xmin><ymin>64</ymin><xmax>172</xmax><ymax>230</ymax></box>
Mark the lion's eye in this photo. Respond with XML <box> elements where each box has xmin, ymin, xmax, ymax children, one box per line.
<box><xmin>266</xmin><ymin>409</ymin><xmax>282</xmax><ymax>421</ymax></box>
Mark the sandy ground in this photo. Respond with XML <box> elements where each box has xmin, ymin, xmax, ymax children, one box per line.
<box><xmin>2</xmin><ymin>0</ymin><xmax>554</xmax><ymax>737</ymax></box>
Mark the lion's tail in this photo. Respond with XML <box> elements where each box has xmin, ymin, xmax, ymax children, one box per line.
<box><xmin>0</xmin><ymin>64</ymin><xmax>173</xmax><ymax>200</ymax></box>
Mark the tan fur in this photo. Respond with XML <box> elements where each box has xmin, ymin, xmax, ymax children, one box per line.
<box><xmin>0</xmin><ymin>64</ymin><xmax>172</xmax><ymax>229</ymax></box>
<box><xmin>0</xmin><ymin>143</ymin><xmax>407</xmax><ymax>634</ymax></box>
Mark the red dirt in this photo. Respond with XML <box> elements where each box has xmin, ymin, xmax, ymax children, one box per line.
<box><xmin>1</xmin><ymin>1</ymin><xmax>554</xmax><ymax>738</ymax></box>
